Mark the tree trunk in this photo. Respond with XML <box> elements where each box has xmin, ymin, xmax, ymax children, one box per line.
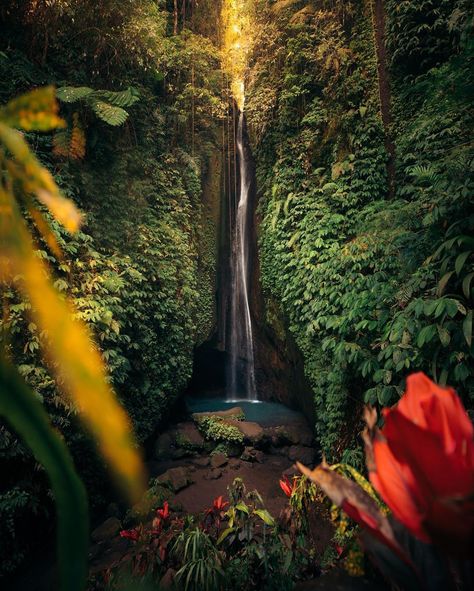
<box><xmin>370</xmin><ymin>0</ymin><xmax>396</xmax><ymax>198</ymax></box>
<box><xmin>173</xmin><ymin>0</ymin><xmax>178</xmax><ymax>35</ymax></box>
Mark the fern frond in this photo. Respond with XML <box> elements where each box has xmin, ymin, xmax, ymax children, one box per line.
<box><xmin>52</xmin><ymin>113</ymin><xmax>86</xmax><ymax>159</ymax></box>
<box><xmin>56</xmin><ymin>86</ymin><xmax>95</xmax><ymax>103</ymax></box>
<box><xmin>89</xmin><ymin>100</ymin><xmax>129</xmax><ymax>126</ymax></box>
<box><xmin>95</xmin><ymin>87</ymin><xmax>140</xmax><ymax>108</ymax></box>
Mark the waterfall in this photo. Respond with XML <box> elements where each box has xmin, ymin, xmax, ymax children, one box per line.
<box><xmin>228</xmin><ymin>111</ymin><xmax>257</xmax><ymax>401</ymax></box>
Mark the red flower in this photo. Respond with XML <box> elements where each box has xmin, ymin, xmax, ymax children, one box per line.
<box><xmin>152</xmin><ymin>501</ymin><xmax>171</xmax><ymax>535</ymax></box>
<box><xmin>156</xmin><ymin>501</ymin><xmax>170</xmax><ymax>521</ymax></box>
<box><xmin>212</xmin><ymin>495</ymin><xmax>229</xmax><ymax>513</ymax></box>
<box><xmin>120</xmin><ymin>528</ymin><xmax>139</xmax><ymax>542</ymax></box>
<box><xmin>279</xmin><ymin>475</ymin><xmax>296</xmax><ymax>498</ymax></box>
<box><xmin>367</xmin><ymin>372</ymin><xmax>474</xmax><ymax>553</ymax></box>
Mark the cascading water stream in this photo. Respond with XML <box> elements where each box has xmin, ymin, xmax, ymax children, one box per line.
<box><xmin>228</xmin><ymin>111</ymin><xmax>257</xmax><ymax>401</ymax></box>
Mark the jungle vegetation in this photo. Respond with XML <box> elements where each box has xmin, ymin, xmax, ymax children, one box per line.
<box><xmin>0</xmin><ymin>0</ymin><xmax>472</xmax><ymax>589</ymax></box>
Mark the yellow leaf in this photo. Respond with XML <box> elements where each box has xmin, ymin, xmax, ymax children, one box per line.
<box><xmin>0</xmin><ymin>123</ymin><xmax>82</xmax><ymax>232</ymax></box>
<box><xmin>0</xmin><ymin>187</ymin><xmax>146</xmax><ymax>502</ymax></box>
<box><xmin>0</xmin><ymin>86</ymin><xmax>65</xmax><ymax>132</ymax></box>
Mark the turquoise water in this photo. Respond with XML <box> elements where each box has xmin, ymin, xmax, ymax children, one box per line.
<box><xmin>185</xmin><ymin>397</ymin><xmax>304</xmax><ymax>427</ymax></box>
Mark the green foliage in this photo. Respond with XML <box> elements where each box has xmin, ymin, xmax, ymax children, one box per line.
<box><xmin>0</xmin><ymin>0</ymin><xmax>224</xmax><ymax>578</ymax></box>
<box><xmin>172</xmin><ymin>528</ymin><xmax>224</xmax><ymax>591</ymax></box>
<box><xmin>195</xmin><ymin>416</ymin><xmax>244</xmax><ymax>444</ymax></box>
<box><xmin>56</xmin><ymin>85</ymin><xmax>140</xmax><ymax>126</ymax></box>
<box><xmin>0</xmin><ymin>360</ymin><xmax>88</xmax><ymax>591</ymax></box>
<box><xmin>247</xmin><ymin>0</ymin><xmax>474</xmax><ymax>459</ymax></box>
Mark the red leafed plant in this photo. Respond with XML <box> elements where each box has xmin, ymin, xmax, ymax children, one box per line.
<box><xmin>203</xmin><ymin>495</ymin><xmax>229</xmax><ymax>533</ymax></box>
<box><xmin>279</xmin><ymin>475</ymin><xmax>296</xmax><ymax>498</ymax></box>
<box><xmin>152</xmin><ymin>501</ymin><xmax>171</xmax><ymax>535</ymax></box>
<box><xmin>298</xmin><ymin>372</ymin><xmax>474</xmax><ymax>591</ymax></box>
<box><xmin>119</xmin><ymin>528</ymin><xmax>140</xmax><ymax>542</ymax></box>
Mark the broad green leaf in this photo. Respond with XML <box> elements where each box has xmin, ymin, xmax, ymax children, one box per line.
<box><xmin>217</xmin><ymin>527</ymin><xmax>235</xmax><ymax>545</ymax></box>
<box><xmin>0</xmin><ymin>359</ymin><xmax>88</xmax><ymax>591</ymax></box>
<box><xmin>437</xmin><ymin>271</ymin><xmax>454</xmax><ymax>296</ymax></box>
<box><xmin>455</xmin><ymin>251</ymin><xmax>472</xmax><ymax>275</ymax></box>
<box><xmin>254</xmin><ymin>509</ymin><xmax>275</xmax><ymax>527</ymax></box>
<box><xmin>437</xmin><ymin>325</ymin><xmax>450</xmax><ymax>347</ymax></box>
<box><xmin>463</xmin><ymin>310</ymin><xmax>472</xmax><ymax>347</ymax></box>
<box><xmin>462</xmin><ymin>272</ymin><xmax>474</xmax><ymax>298</ymax></box>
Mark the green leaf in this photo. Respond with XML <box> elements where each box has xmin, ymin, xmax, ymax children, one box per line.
<box><xmin>462</xmin><ymin>272</ymin><xmax>474</xmax><ymax>299</ymax></box>
<box><xmin>57</xmin><ymin>86</ymin><xmax>95</xmax><ymax>103</ymax></box>
<box><xmin>417</xmin><ymin>324</ymin><xmax>436</xmax><ymax>347</ymax></box>
<box><xmin>437</xmin><ymin>271</ymin><xmax>454</xmax><ymax>296</ymax></box>
<box><xmin>235</xmin><ymin>501</ymin><xmax>250</xmax><ymax>514</ymax></box>
<box><xmin>463</xmin><ymin>310</ymin><xmax>472</xmax><ymax>347</ymax></box>
<box><xmin>455</xmin><ymin>251</ymin><xmax>471</xmax><ymax>276</ymax></box>
<box><xmin>437</xmin><ymin>325</ymin><xmax>450</xmax><ymax>347</ymax></box>
<box><xmin>90</xmin><ymin>100</ymin><xmax>129</xmax><ymax>126</ymax></box>
<box><xmin>254</xmin><ymin>509</ymin><xmax>275</xmax><ymax>527</ymax></box>
<box><xmin>217</xmin><ymin>527</ymin><xmax>234</xmax><ymax>545</ymax></box>
<box><xmin>0</xmin><ymin>358</ymin><xmax>88</xmax><ymax>591</ymax></box>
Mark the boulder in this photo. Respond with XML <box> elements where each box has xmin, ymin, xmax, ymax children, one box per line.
<box><xmin>227</xmin><ymin>420</ymin><xmax>264</xmax><ymax>445</ymax></box>
<box><xmin>288</xmin><ymin>445</ymin><xmax>316</xmax><ymax>466</ymax></box>
<box><xmin>211</xmin><ymin>452</ymin><xmax>228</xmax><ymax>469</ymax></box>
<box><xmin>154</xmin><ymin>432</ymin><xmax>174</xmax><ymax>460</ymax></box>
<box><xmin>241</xmin><ymin>446</ymin><xmax>264</xmax><ymax>463</ymax></box>
<box><xmin>265</xmin><ymin>423</ymin><xmax>313</xmax><ymax>447</ymax></box>
<box><xmin>174</xmin><ymin>422</ymin><xmax>205</xmax><ymax>449</ymax></box>
<box><xmin>156</xmin><ymin>467</ymin><xmax>193</xmax><ymax>492</ymax></box>
<box><xmin>204</xmin><ymin>468</ymin><xmax>222</xmax><ymax>480</ymax></box>
<box><xmin>229</xmin><ymin>458</ymin><xmax>241</xmax><ymax>470</ymax></box>
<box><xmin>91</xmin><ymin>517</ymin><xmax>122</xmax><ymax>543</ymax></box>
<box><xmin>192</xmin><ymin>406</ymin><xmax>244</xmax><ymax>421</ymax></box>
<box><xmin>193</xmin><ymin>456</ymin><xmax>210</xmax><ymax>468</ymax></box>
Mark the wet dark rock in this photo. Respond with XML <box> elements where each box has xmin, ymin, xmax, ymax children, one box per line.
<box><xmin>229</xmin><ymin>458</ymin><xmax>241</xmax><ymax>470</ymax></box>
<box><xmin>227</xmin><ymin>420</ymin><xmax>264</xmax><ymax>445</ymax></box>
<box><xmin>288</xmin><ymin>445</ymin><xmax>315</xmax><ymax>465</ymax></box>
<box><xmin>154</xmin><ymin>432</ymin><xmax>174</xmax><ymax>460</ymax></box>
<box><xmin>241</xmin><ymin>446</ymin><xmax>264</xmax><ymax>463</ymax></box>
<box><xmin>210</xmin><ymin>452</ymin><xmax>228</xmax><ymax>468</ymax></box>
<box><xmin>174</xmin><ymin>422</ymin><xmax>205</xmax><ymax>449</ymax></box>
<box><xmin>204</xmin><ymin>468</ymin><xmax>222</xmax><ymax>480</ymax></box>
<box><xmin>156</xmin><ymin>467</ymin><xmax>193</xmax><ymax>492</ymax></box>
<box><xmin>193</xmin><ymin>456</ymin><xmax>210</xmax><ymax>467</ymax></box>
<box><xmin>91</xmin><ymin>517</ymin><xmax>122</xmax><ymax>543</ymax></box>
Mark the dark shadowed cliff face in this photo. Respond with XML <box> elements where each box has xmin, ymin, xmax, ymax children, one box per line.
<box><xmin>189</xmin><ymin>109</ymin><xmax>315</xmax><ymax>421</ymax></box>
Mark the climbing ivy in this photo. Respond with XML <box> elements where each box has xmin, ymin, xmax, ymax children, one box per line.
<box><xmin>247</xmin><ymin>0</ymin><xmax>474</xmax><ymax>458</ymax></box>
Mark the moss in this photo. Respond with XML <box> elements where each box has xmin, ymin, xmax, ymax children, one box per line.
<box><xmin>195</xmin><ymin>416</ymin><xmax>244</xmax><ymax>444</ymax></box>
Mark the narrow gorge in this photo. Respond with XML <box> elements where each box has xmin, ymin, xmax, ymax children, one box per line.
<box><xmin>0</xmin><ymin>1</ymin><xmax>473</xmax><ymax>590</ymax></box>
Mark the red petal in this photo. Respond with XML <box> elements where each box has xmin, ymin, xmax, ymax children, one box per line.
<box><xmin>371</xmin><ymin>435</ymin><xmax>429</xmax><ymax>542</ymax></box>
<box><xmin>384</xmin><ymin>410</ymin><xmax>474</xmax><ymax>499</ymax></box>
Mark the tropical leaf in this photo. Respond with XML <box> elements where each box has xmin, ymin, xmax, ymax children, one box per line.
<box><xmin>0</xmin><ymin>186</ymin><xmax>146</xmax><ymax>502</ymax></box>
<box><xmin>90</xmin><ymin>100</ymin><xmax>129</xmax><ymax>126</ymax></box>
<box><xmin>0</xmin><ymin>86</ymin><xmax>65</xmax><ymax>131</ymax></box>
<box><xmin>0</xmin><ymin>122</ymin><xmax>81</xmax><ymax>232</ymax></box>
<box><xmin>56</xmin><ymin>86</ymin><xmax>95</xmax><ymax>103</ymax></box>
<box><xmin>0</xmin><ymin>359</ymin><xmax>88</xmax><ymax>591</ymax></box>
<box><xmin>53</xmin><ymin>113</ymin><xmax>86</xmax><ymax>160</ymax></box>
<box><xmin>96</xmin><ymin>87</ymin><xmax>140</xmax><ymax>107</ymax></box>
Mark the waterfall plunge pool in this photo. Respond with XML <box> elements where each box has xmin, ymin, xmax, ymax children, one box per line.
<box><xmin>185</xmin><ymin>397</ymin><xmax>305</xmax><ymax>427</ymax></box>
